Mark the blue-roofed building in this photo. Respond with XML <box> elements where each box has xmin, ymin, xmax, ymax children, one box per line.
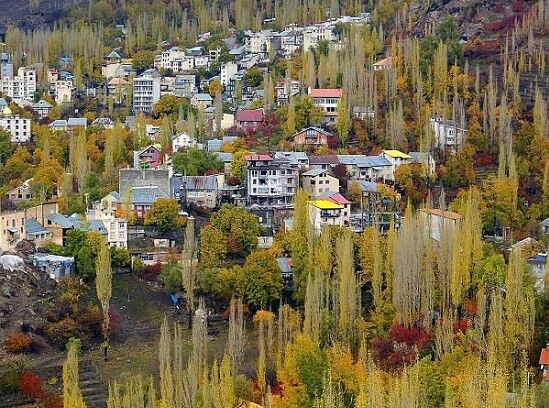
<box><xmin>25</xmin><ymin>218</ymin><xmax>52</xmax><ymax>246</ymax></box>
<box><xmin>541</xmin><ymin>218</ymin><xmax>549</xmax><ymax>235</ymax></box>
<box><xmin>527</xmin><ymin>253</ymin><xmax>547</xmax><ymax>292</ymax></box>
<box><xmin>33</xmin><ymin>253</ymin><xmax>75</xmax><ymax>281</ymax></box>
<box><xmin>131</xmin><ymin>186</ymin><xmax>169</xmax><ymax>219</ymax></box>
<box><xmin>337</xmin><ymin>154</ymin><xmax>393</xmax><ymax>181</ymax></box>
<box><xmin>171</xmin><ymin>174</ymin><xmax>224</xmax><ymax>209</ymax></box>
<box><xmin>274</xmin><ymin>151</ymin><xmax>309</xmax><ymax>169</ymax></box>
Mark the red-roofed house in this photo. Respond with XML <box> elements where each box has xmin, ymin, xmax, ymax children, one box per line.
<box><xmin>292</xmin><ymin>126</ymin><xmax>336</xmax><ymax>148</ymax></box>
<box><xmin>309</xmin><ymin>88</ymin><xmax>343</xmax><ymax>123</ymax></box>
<box><xmin>373</xmin><ymin>56</ymin><xmax>392</xmax><ymax>71</ymax></box>
<box><xmin>235</xmin><ymin>109</ymin><xmax>265</xmax><ymax>131</ymax></box>
<box><xmin>323</xmin><ymin>192</ymin><xmax>351</xmax><ymax>226</ymax></box>
<box><xmin>540</xmin><ymin>346</ymin><xmax>549</xmax><ymax>381</ymax></box>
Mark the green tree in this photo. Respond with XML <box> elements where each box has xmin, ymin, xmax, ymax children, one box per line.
<box><xmin>210</xmin><ymin>204</ymin><xmax>260</xmax><ymax>256</ymax></box>
<box><xmin>215</xmin><ymin>250</ymin><xmax>282</xmax><ymax>308</ymax></box>
<box><xmin>152</xmin><ymin>95</ymin><xmax>185</xmax><ymax>119</ymax></box>
<box><xmin>132</xmin><ymin>50</ymin><xmax>155</xmax><ymax>73</ymax></box>
<box><xmin>243</xmin><ymin>67</ymin><xmax>263</xmax><ymax>88</ymax></box>
<box><xmin>95</xmin><ymin>238</ymin><xmax>113</xmax><ymax>359</ymax></box>
<box><xmin>199</xmin><ymin>224</ymin><xmax>228</xmax><ymax>270</ymax></box>
<box><xmin>144</xmin><ymin>198</ymin><xmax>183</xmax><ymax>232</ymax></box>
<box><xmin>63</xmin><ymin>339</ymin><xmax>86</xmax><ymax>408</ymax></box>
<box><xmin>336</xmin><ymin>95</ymin><xmax>349</xmax><ymax>145</ymax></box>
<box><xmin>172</xmin><ymin>148</ymin><xmax>223</xmax><ymax>176</ymax></box>
<box><xmin>0</xmin><ymin>129</ymin><xmax>15</xmax><ymax>165</ymax></box>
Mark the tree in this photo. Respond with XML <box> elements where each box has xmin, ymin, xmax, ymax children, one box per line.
<box><xmin>132</xmin><ymin>50</ymin><xmax>155</xmax><ymax>73</ymax></box>
<box><xmin>63</xmin><ymin>339</ymin><xmax>86</xmax><ymax>408</ymax></box>
<box><xmin>0</xmin><ymin>129</ymin><xmax>15</xmax><ymax>165</ymax></box>
<box><xmin>243</xmin><ymin>67</ymin><xmax>263</xmax><ymax>88</ymax></box>
<box><xmin>172</xmin><ymin>148</ymin><xmax>223</xmax><ymax>176</ymax></box>
<box><xmin>153</xmin><ymin>95</ymin><xmax>185</xmax><ymax>119</ymax></box>
<box><xmin>336</xmin><ymin>95</ymin><xmax>349</xmax><ymax>145</ymax></box>
<box><xmin>199</xmin><ymin>224</ymin><xmax>227</xmax><ymax>270</ymax></box>
<box><xmin>144</xmin><ymin>198</ymin><xmax>183</xmax><ymax>232</ymax></box>
<box><xmin>96</xmin><ymin>238</ymin><xmax>113</xmax><ymax>359</ymax></box>
<box><xmin>210</xmin><ymin>204</ymin><xmax>260</xmax><ymax>256</ymax></box>
<box><xmin>181</xmin><ymin>217</ymin><xmax>197</xmax><ymax>327</ymax></box>
<box><xmin>215</xmin><ymin>250</ymin><xmax>282</xmax><ymax>308</ymax></box>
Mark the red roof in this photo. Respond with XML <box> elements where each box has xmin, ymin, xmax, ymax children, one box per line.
<box><xmin>235</xmin><ymin>109</ymin><xmax>264</xmax><ymax>122</ymax></box>
<box><xmin>540</xmin><ymin>348</ymin><xmax>549</xmax><ymax>365</ymax></box>
<box><xmin>421</xmin><ymin>208</ymin><xmax>461</xmax><ymax>221</ymax></box>
<box><xmin>325</xmin><ymin>193</ymin><xmax>351</xmax><ymax>206</ymax></box>
<box><xmin>309</xmin><ymin>88</ymin><xmax>343</xmax><ymax>98</ymax></box>
<box><xmin>245</xmin><ymin>154</ymin><xmax>272</xmax><ymax>161</ymax></box>
<box><xmin>374</xmin><ymin>56</ymin><xmax>392</xmax><ymax>66</ymax></box>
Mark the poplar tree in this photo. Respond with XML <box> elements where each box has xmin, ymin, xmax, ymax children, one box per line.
<box><xmin>182</xmin><ymin>217</ymin><xmax>197</xmax><ymax>328</ymax></box>
<box><xmin>228</xmin><ymin>297</ymin><xmax>245</xmax><ymax>374</ymax></box>
<box><xmin>96</xmin><ymin>237</ymin><xmax>113</xmax><ymax>359</ymax></box>
<box><xmin>336</xmin><ymin>95</ymin><xmax>349</xmax><ymax>145</ymax></box>
<box><xmin>63</xmin><ymin>339</ymin><xmax>86</xmax><ymax>408</ymax></box>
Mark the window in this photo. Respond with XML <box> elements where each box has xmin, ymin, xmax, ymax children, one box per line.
<box><xmin>141</xmin><ymin>254</ymin><xmax>154</xmax><ymax>261</ymax></box>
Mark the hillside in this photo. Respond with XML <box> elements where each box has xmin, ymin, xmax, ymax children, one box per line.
<box><xmin>0</xmin><ymin>0</ymin><xmax>87</xmax><ymax>33</ymax></box>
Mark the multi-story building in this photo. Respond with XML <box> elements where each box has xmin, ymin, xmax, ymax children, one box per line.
<box><xmin>0</xmin><ymin>106</ymin><xmax>31</xmax><ymax>143</ymax></box>
<box><xmin>246</xmin><ymin>154</ymin><xmax>298</xmax><ymax>207</ymax></box>
<box><xmin>171</xmin><ymin>133</ymin><xmax>197</xmax><ymax>152</ymax></box>
<box><xmin>86</xmin><ymin>198</ymin><xmax>128</xmax><ymax>248</ymax></box>
<box><xmin>220</xmin><ymin>62</ymin><xmax>239</xmax><ymax>87</ymax></box>
<box><xmin>4</xmin><ymin>179</ymin><xmax>32</xmax><ymax>204</ymax></box>
<box><xmin>275</xmin><ymin>79</ymin><xmax>300</xmax><ymax>105</ymax></box>
<box><xmin>171</xmin><ymin>174</ymin><xmax>224</xmax><ymax>209</ymax></box>
<box><xmin>302</xmin><ymin>23</ymin><xmax>336</xmax><ymax>50</ymax></box>
<box><xmin>308</xmin><ymin>199</ymin><xmax>345</xmax><ymax>231</ymax></box>
<box><xmin>32</xmin><ymin>99</ymin><xmax>53</xmax><ymax>119</ymax></box>
<box><xmin>430</xmin><ymin>117</ymin><xmax>467</xmax><ymax>150</ymax></box>
<box><xmin>292</xmin><ymin>126</ymin><xmax>335</xmax><ymax>148</ymax></box>
<box><xmin>301</xmin><ymin>168</ymin><xmax>339</xmax><ymax>198</ymax></box>
<box><xmin>190</xmin><ymin>93</ymin><xmax>213</xmax><ymax>109</ymax></box>
<box><xmin>174</xmin><ymin>74</ymin><xmax>197</xmax><ymax>97</ymax></box>
<box><xmin>0</xmin><ymin>52</ymin><xmax>13</xmax><ymax>79</ymax></box>
<box><xmin>54</xmin><ymin>80</ymin><xmax>73</xmax><ymax>104</ymax></box>
<box><xmin>309</xmin><ymin>88</ymin><xmax>343</xmax><ymax>123</ymax></box>
<box><xmin>133</xmin><ymin>69</ymin><xmax>161</xmax><ymax>114</ymax></box>
<box><xmin>0</xmin><ymin>202</ymin><xmax>58</xmax><ymax>251</ymax></box>
<box><xmin>0</xmin><ymin>67</ymin><xmax>36</xmax><ymax>102</ymax></box>
<box><xmin>337</xmin><ymin>155</ymin><xmax>394</xmax><ymax>181</ymax></box>
<box><xmin>245</xmin><ymin>30</ymin><xmax>276</xmax><ymax>56</ymax></box>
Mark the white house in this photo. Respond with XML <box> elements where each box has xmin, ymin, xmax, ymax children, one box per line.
<box><xmin>309</xmin><ymin>88</ymin><xmax>343</xmax><ymax>123</ymax></box>
<box><xmin>430</xmin><ymin>117</ymin><xmax>467</xmax><ymax>150</ymax></box>
<box><xmin>172</xmin><ymin>133</ymin><xmax>197</xmax><ymax>152</ymax></box>
<box><xmin>0</xmin><ymin>67</ymin><xmax>36</xmax><ymax>102</ymax></box>
<box><xmin>54</xmin><ymin>80</ymin><xmax>73</xmax><ymax>104</ymax></box>
<box><xmin>0</xmin><ymin>106</ymin><xmax>31</xmax><ymax>143</ymax></box>
<box><xmin>308</xmin><ymin>199</ymin><xmax>345</xmax><ymax>231</ymax></box>
<box><xmin>221</xmin><ymin>62</ymin><xmax>239</xmax><ymax>86</ymax></box>
<box><xmin>373</xmin><ymin>56</ymin><xmax>392</xmax><ymax>71</ymax></box>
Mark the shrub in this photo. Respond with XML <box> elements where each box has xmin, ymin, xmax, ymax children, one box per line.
<box><xmin>19</xmin><ymin>371</ymin><xmax>44</xmax><ymax>400</ymax></box>
<box><xmin>453</xmin><ymin>319</ymin><xmax>471</xmax><ymax>334</ymax></box>
<box><xmin>42</xmin><ymin>393</ymin><xmax>63</xmax><ymax>408</ymax></box>
<box><xmin>43</xmin><ymin>317</ymin><xmax>78</xmax><ymax>345</ymax></box>
<box><xmin>389</xmin><ymin>324</ymin><xmax>431</xmax><ymax>349</ymax></box>
<box><xmin>0</xmin><ymin>368</ymin><xmax>21</xmax><ymax>395</ymax></box>
<box><xmin>4</xmin><ymin>331</ymin><xmax>32</xmax><ymax>353</ymax></box>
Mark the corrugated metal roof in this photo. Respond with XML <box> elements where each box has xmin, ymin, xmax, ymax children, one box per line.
<box><xmin>25</xmin><ymin>219</ymin><xmax>49</xmax><ymax>234</ymax></box>
<box><xmin>132</xmin><ymin>186</ymin><xmax>169</xmax><ymax>204</ymax></box>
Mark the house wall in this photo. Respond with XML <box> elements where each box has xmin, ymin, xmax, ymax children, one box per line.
<box><xmin>302</xmin><ymin>174</ymin><xmax>339</xmax><ymax>198</ymax></box>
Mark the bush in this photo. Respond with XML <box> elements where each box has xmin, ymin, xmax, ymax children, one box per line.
<box><xmin>0</xmin><ymin>368</ymin><xmax>21</xmax><ymax>395</ymax></box>
<box><xmin>110</xmin><ymin>246</ymin><xmax>131</xmax><ymax>267</ymax></box>
<box><xmin>43</xmin><ymin>317</ymin><xmax>78</xmax><ymax>345</ymax></box>
<box><xmin>42</xmin><ymin>393</ymin><xmax>63</xmax><ymax>408</ymax></box>
<box><xmin>19</xmin><ymin>371</ymin><xmax>44</xmax><ymax>400</ymax></box>
<box><xmin>4</xmin><ymin>331</ymin><xmax>32</xmax><ymax>353</ymax></box>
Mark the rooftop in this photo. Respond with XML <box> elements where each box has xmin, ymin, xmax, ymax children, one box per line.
<box><xmin>309</xmin><ymin>88</ymin><xmax>343</xmax><ymax>98</ymax></box>
<box><xmin>235</xmin><ymin>109</ymin><xmax>265</xmax><ymax>122</ymax></box>
<box><xmin>383</xmin><ymin>150</ymin><xmax>411</xmax><ymax>159</ymax></box>
<box><xmin>421</xmin><ymin>208</ymin><xmax>461</xmax><ymax>221</ymax></box>
<box><xmin>309</xmin><ymin>199</ymin><xmax>343</xmax><ymax>210</ymax></box>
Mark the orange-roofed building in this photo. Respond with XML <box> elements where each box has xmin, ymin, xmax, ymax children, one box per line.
<box><xmin>373</xmin><ymin>56</ymin><xmax>392</xmax><ymax>71</ymax></box>
<box><xmin>540</xmin><ymin>346</ymin><xmax>549</xmax><ymax>381</ymax></box>
<box><xmin>308</xmin><ymin>88</ymin><xmax>343</xmax><ymax>123</ymax></box>
<box><xmin>419</xmin><ymin>208</ymin><xmax>461</xmax><ymax>242</ymax></box>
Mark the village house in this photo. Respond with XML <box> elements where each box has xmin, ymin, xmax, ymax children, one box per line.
<box><xmin>235</xmin><ymin>109</ymin><xmax>265</xmax><ymax>131</ymax></box>
<box><xmin>119</xmin><ymin>168</ymin><xmax>171</xmax><ymax>207</ymax></box>
<box><xmin>381</xmin><ymin>150</ymin><xmax>412</xmax><ymax>174</ymax></box>
<box><xmin>419</xmin><ymin>208</ymin><xmax>461</xmax><ymax>242</ymax></box>
<box><xmin>102</xmin><ymin>61</ymin><xmax>134</xmax><ymax>79</ymax></box>
<box><xmin>171</xmin><ymin>133</ymin><xmax>197</xmax><ymax>152</ymax></box>
<box><xmin>54</xmin><ymin>80</ymin><xmax>73</xmax><ymax>104</ymax></box>
<box><xmin>0</xmin><ymin>66</ymin><xmax>36</xmax><ymax>102</ymax></box>
<box><xmin>191</xmin><ymin>93</ymin><xmax>213</xmax><ymax>109</ymax></box>
<box><xmin>309</xmin><ymin>88</ymin><xmax>343</xmax><ymax>123</ymax></box>
<box><xmin>275</xmin><ymin>79</ymin><xmax>300</xmax><ymax>105</ymax></box>
<box><xmin>320</xmin><ymin>192</ymin><xmax>351</xmax><ymax>226</ymax></box>
<box><xmin>539</xmin><ymin>345</ymin><xmax>549</xmax><ymax>382</ymax></box>
<box><xmin>32</xmin><ymin>99</ymin><xmax>53</xmax><ymax>119</ymax></box>
<box><xmin>86</xmin><ymin>206</ymin><xmax>128</xmax><ymax>248</ymax></box>
<box><xmin>337</xmin><ymin>154</ymin><xmax>394</xmax><ymax>181</ymax></box>
<box><xmin>4</xmin><ymin>179</ymin><xmax>33</xmax><ymax>205</ymax></box>
<box><xmin>0</xmin><ymin>202</ymin><xmax>59</xmax><ymax>251</ymax></box>
<box><xmin>171</xmin><ymin>174</ymin><xmax>224</xmax><ymax>209</ymax></box>
<box><xmin>308</xmin><ymin>155</ymin><xmax>341</xmax><ymax>171</ymax></box>
<box><xmin>174</xmin><ymin>74</ymin><xmax>198</xmax><ymax>98</ymax></box>
<box><xmin>409</xmin><ymin>151</ymin><xmax>436</xmax><ymax>175</ymax></box>
<box><xmin>274</xmin><ymin>151</ymin><xmax>309</xmax><ymax>170</ymax></box>
<box><xmin>246</xmin><ymin>154</ymin><xmax>299</xmax><ymax>207</ymax></box>
<box><xmin>430</xmin><ymin>117</ymin><xmax>467</xmax><ymax>150</ymax></box>
<box><xmin>133</xmin><ymin>144</ymin><xmax>163</xmax><ymax>169</ymax></box>
<box><xmin>292</xmin><ymin>126</ymin><xmax>335</xmax><ymax>148</ymax></box>
<box><xmin>221</xmin><ymin>62</ymin><xmax>239</xmax><ymax>87</ymax></box>
<box><xmin>107</xmin><ymin>77</ymin><xmax>129</xmax><ymax>101</ymax></box>
<box><xmin>301</xmin><ymin>168</ymin><xmax>340</xmax><ymax>198</ymax></box>
<box><xmin>373</xmin><ymin>56</ymin><xmax>392</xmax><ymax>71</ymax></box>
<box><xmin>308</xmin><ymin>199</ymin><xmax>345</xmax><ymax>231</ymax></box>
<box><xmin>92</xmin><ymin>117</ymin><xmax>115</xmax><ymax>129</ymax></box>
<box><xmin>541</xmin><ymin>218</ymin><xmax>549</xmax><ymax>235</ymax></box>
<box><xmin>0</xmin><ymin>106</ymin><xmax>31</xmax><ymax>143</ymax></box>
